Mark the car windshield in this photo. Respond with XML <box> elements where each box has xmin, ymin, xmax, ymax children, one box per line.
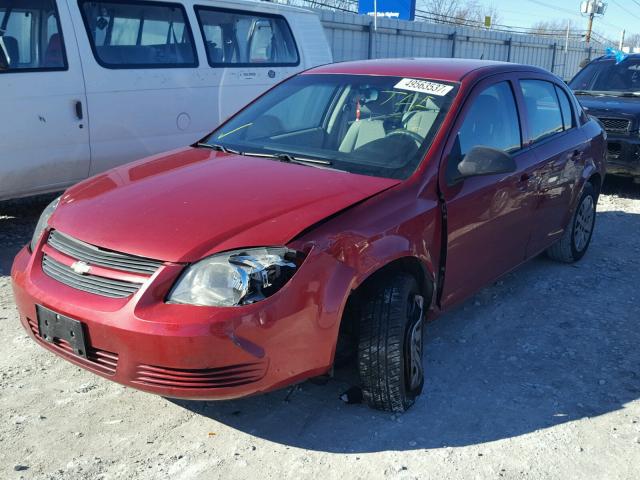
<box><xmin>569</xmin><ymin>58</ymin><xmax>640</xmax><ymax>94</ymax></box>
<box><xmin>202</xmin><ymin>74</ymin><xmax>458</xmax><ymax>180</ymax></box>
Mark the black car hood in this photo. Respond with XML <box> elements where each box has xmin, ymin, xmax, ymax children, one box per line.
<box><xmin>577</xmin><ymin>94</ymin><xmax>640</xmax><ymax>128</ymax></box>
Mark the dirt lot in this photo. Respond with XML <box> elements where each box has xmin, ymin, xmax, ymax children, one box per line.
<box><xmin>1</xmin><ymin>178</ymin><xmax>639</xmax><ymax>480</ymax></box>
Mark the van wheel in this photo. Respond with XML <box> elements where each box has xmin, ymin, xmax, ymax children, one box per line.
<box><xmin>357</xmin><ymin>273</ymin><xmax>425</xmax><ymax>412</ymax></box>
<box><xmin>547</xmin><ymin>182</ymin><xmax>597</xmax><ymax>263</ymax></box>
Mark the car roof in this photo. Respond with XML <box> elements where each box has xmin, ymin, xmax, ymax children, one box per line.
<box><xmin>591</xmin><ymin>53</ymin><xmax>640</xmax><ymax>62</ymax></box>
<box><xmin>306</xmin><ymin>58</ymin><xmax>549</xmax><ymax>82</ymax></box>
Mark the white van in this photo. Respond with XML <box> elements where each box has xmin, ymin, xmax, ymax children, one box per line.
<box><xmin>0</xmin><ymin>0</ymin><xmax>332</xmax><ymax>200</ymax></box>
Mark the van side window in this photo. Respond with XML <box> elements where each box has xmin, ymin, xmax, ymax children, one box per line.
<box><xmin>519</xmin><ymin>80</ymin><xmax>564</xmax><ymax>143</ymax></box>
<box><xmin>194</xmin><ymin>7</ymin><xmax>299</xmax><ymax>67</ymax></box>
<box><xmin>0</xmin><ymin>0</ymin><xmax>67</xmax><ymax>72</ymax></box>
<box><xmin>78</xmin><ymin>1</ymin><xmax>197</xmax><ymax>68</ymax></box>
<box><xmin>447</xmin><ymin>81</ymin><xmax>521</xmax><ymax>184</ymax></box>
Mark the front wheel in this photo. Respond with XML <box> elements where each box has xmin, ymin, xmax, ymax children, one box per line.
<box><xmin>547</xmin><ymin>182</ymin><xmax>597</xmax><ymax>263</ymax></box>
<box><xmin>357</xmin><ymin>273</ymin><xmax>425</xmax><ymax>412</ymax></box>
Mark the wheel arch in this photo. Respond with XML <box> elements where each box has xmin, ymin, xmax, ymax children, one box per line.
<box><xmin>332</xmin><ymin>254</ymin><xmax>435</xmax><ymax>372</ymax></box>
<box><xmin>352</xmin><ymin>256</ymin><xmax>435</xmax><ymax>305</ymax></box>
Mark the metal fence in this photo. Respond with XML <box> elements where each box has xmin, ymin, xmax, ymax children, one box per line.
<box><xmin>315</xmin><ymin>10</ymin><xmax>607</xmax><ymax>80</ymax></box>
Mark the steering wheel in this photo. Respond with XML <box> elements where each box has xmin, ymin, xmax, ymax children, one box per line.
<box><xmin>386</xmin><ymin>129</ymin><xmax>424</xmax><ymax>148</ymax></box>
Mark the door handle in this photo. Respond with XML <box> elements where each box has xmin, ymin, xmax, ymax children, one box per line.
<box><xmin>75</xmin><ymin>100</ymin><xmax>83</xmax><ymax>121</ymax></box>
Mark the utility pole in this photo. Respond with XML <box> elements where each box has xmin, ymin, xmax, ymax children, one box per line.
<box><xmin>619</xmin><ymin>29</ymin><xmax>625</xmax><ymax>50</ymax></box>
<box><xmin>580</xmin><ymin>1</ymin><xmax>607</xmax><ymax>44</ymax></box>
<box><xmin>585</xmin><ymin>9</ymin><xmax>594</xmax><ymax>43</ymax></box>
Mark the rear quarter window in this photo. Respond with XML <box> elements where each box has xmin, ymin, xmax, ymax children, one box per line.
<box><xmin>78</xmin><ymin>0</ymin><xmax>198</xmax><ymax>69</ymax></box>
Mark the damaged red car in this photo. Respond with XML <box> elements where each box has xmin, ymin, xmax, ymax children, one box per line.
<box><xmin>12</xmin><ymin>59</ymin><xmax>606</xmax><ymax>412</ymax></box>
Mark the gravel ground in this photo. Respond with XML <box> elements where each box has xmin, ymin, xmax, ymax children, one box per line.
<box><xmin>1</xmin><ymin>178</ymin><xmax>639</xmax><ymax>480</ymax></box>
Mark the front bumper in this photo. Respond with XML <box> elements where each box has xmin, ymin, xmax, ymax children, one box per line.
<box><xmin>605</xmin><ymin>134</ymin><xmax>640</xmax><ymax>178</ymax></box>
<box><xmin>11</xmin><ymin>243</ymin><xmax>354</xmax><ymax>400</ymax></box>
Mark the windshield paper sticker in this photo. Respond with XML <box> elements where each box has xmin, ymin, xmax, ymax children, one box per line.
<box><xmin>394</xmin><ymin>78</ymin><xmax>454</xmax><ymax>96</ymax></box>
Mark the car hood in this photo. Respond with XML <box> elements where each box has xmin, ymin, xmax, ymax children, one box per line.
<box><xmin>577</xmin><ymin>94</ymin><xmax>640</xmax><ymax>125</ymax></box>
<box><xmin>51</xmin><ymin>148</ymin><xmax>399</xmax><ymax>263</ymax></box>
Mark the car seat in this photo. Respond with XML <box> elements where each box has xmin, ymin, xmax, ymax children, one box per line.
<box><xmin>44</xmin><ymin>33</ymin><xmax>63</xmax><ymax>67</ymax></box>
<box><xmin>2</xmin><ymin>36</ymin><xmax>19</xmax><ymax>67</ymax></box>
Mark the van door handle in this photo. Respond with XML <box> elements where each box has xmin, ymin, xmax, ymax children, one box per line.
<box><xmin>75</xmin><ymin>101</ymin><xmax>83</xmax><ymax>121</ymax></box>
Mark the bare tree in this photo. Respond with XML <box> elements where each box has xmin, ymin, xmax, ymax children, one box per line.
<box><xmin>417</xmin><ymin>0</ymin><xmax>501</xmax><ymax>26</ymax></box>
<box><xmin>625</xmin><ymin>33</ymin><xmax>640</xmax><ymax>50</ymax></box>
<box><xmin>530</xmin><ymin>19</ymin><xmax>579</xmax><ymax>35</ymax></box>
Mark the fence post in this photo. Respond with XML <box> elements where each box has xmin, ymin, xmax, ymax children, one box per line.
<box><xmin>367</xmin><ymin>20</ymin><xmax>374</xmax><ymax>59</ymax></box>
<box><xmin>450</xmin><ymin>31</ymin><xmax>457</xmax><ymax>58</ymax></box>
<box><xmin>551</xmin><ymin>42</ymin><xmax>557</xmax><ymax>73</ymax></box>
<box><xmin>507</xmin><ymin>37</ymin><xmax>512</xmax><ymax>62</ymax></box>
<box><xmin>587</xmin><ymin>45</ymin><xmax>592</xmax><ymax>60</ymax></box>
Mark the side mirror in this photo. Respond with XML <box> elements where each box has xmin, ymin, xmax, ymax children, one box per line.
<box><xmin>452</xmin><ymin>146</ymin><xmax>516</xmax><ymax>182</ymax></box>
<box><xmin>0</xmin><ymin>37</ymin><xmax>10</xmax><ymax>70</ymax></box>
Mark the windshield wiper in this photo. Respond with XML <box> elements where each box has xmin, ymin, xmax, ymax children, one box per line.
<box><xmin>239</xmin><ymin>151</ymin><xmax>334</xmax><ymax>168</ymax></box>
<box><xmin>195</xmin><ymin>142</ymin><xmax>240</xmax><ymax>154</ymax></box>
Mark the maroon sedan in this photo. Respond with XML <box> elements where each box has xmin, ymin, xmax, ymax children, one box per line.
<box><xmin>12</xmin><ymin>59</ymin><xmax>605</xmax><ymax>412</ymax></box>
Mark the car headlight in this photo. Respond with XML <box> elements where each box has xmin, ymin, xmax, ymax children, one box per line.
<box><xmin>167</xmin><ymin>247</ymin><xmax>304</xmax><ymax>307</ymax></box>
<box><xmin>30</xmin><ymin>196</ymin><xmax>61</xmax><ymax>252</ymax></box>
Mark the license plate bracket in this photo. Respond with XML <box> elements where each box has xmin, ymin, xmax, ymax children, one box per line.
<box><xmin>36</xmin><ymin>305</ymin><xmax>88</xmax><ymax>359</ymax></box>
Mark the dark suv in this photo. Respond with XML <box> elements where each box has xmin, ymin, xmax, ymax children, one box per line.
<box><xmin>570</xmin><ymin>54</ymin><xmax>640</xmax><ymax>182</ymax></box>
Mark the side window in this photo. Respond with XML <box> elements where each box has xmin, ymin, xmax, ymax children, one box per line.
<box><xmin>78</xmin><ymin>1</ymin><xmax>197</xmax><ymax>68</ymax></box>
<box><xmin>520</xmin><ymin>80</ymin><xmax>564</xmax><ymax>143</ymax></box>
<box><xmin>555</xmin><ymin>85</ymin><xmax>574</xmax><ymax>130</ymax></box>
<box><xmin>0</xmin><ymin>0</ymin><xmax>67</xmax><ymax>72</ymax></box>
<box><xmin>195</xmin><ymin>7</ymin><xmax>299</xmax><ymax>67</ymax></box>
<box><xmin>448</xmin><ymin>81</ymin><xmax>521</xmax><ymax>181</ymax></box>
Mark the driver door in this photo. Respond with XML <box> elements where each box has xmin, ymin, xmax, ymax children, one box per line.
<box><xmin>438</xmin><ymin>76</ymin><xmax>538</xmax><ymax>308</ymax></box>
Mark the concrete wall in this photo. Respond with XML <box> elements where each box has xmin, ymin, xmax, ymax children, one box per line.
<box><xmin>316</xmin><ymin>10</ymin><xmax>606</xmax><ymax>80</ymax></box>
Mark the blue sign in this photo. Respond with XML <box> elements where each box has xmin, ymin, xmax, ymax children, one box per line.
<box><xmin>358</xmin><ymin>0</ymin><xmax>416</xmax><ymax>21</ymax></box>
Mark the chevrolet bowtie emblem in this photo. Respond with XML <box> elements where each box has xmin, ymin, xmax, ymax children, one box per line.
<box><xmin>71</xmin><ymin>261</ymin><xmax>91</xmax><ymax>275</ymax></box>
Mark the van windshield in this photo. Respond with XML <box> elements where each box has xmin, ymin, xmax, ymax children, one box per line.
<box><xmin>203</xmin><ymin>74</ymin><xmax>458</xmax><ymax>180</ymax></box>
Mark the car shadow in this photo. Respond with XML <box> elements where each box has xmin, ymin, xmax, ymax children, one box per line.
<box><xmin>602</xmin><ymin>175</ymin><xmax>640</xmax><ymax>199</ymax></box>
<box><xmin>0</xmin><ymin>195</ymin><xmax>58</xmax><ymax>276</ymax></box>
<box><xmin>170</xmin><ymin>209</ymin><xmax>640</xmax><ymax>453</ymax></box>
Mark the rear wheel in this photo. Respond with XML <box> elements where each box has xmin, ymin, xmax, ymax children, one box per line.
<box><xmin>547</xmin><ymin>182</ymin><xmax>597</xmax><ymax>263</ymax></box>
<box><xmin>357</xmin><ymin>273</ymin><xmax>425</xmax><ymax>412</ymax></box>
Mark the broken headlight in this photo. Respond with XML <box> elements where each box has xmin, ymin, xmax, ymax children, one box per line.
<box><xmin>167</xmin><ymin>247</ymin><xmax>304</xmax><ymax>307</ymax></box>
<box><xmin>30</xmin><ymin>196</ymin><xmax>61</xmax><ymax>252</ymax></box>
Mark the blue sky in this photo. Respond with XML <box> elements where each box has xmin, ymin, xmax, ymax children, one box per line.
<box><xmin>487</xmin><ymin>0</ymin><xmax>640</xmax><ymax>40</ymax></box>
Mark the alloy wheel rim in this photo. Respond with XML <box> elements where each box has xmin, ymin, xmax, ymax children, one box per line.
<box><xmin>406</xmin><ymin>295</ymin><xmax>424</xmax><ymax>391</ymax></box>
<box><xmin>574</xmin><ymin>195</ymin><xmax>595</xmax><ymax>252</ymax></box>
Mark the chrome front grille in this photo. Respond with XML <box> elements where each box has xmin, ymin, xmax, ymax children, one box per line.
<box><xmin>597</xmin><ymin>117</ymin><xmax>631</xmax><ymax>134</ymax></box>
<box><xmin>42</xmin><ymin>254</ymin><xmax>142</xmax><ymax>298</ymax></box>
<box><xmin>48</xmin><ymin>230</ymin><xmax>162</xmax><ymax>274</ymax></box>
<box><xmin>42</xmin><ymin>231</ymin><xmax>163</xmax><ymax>298</ymax></box>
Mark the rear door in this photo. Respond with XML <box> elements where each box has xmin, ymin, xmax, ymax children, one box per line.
<box><xmin>0</xmin><ymin>0</ymin><xmax>89</xmax><ymax>199</ymax></box>
<box><xmin>516</xmin><ymin>77</ymin><xmax>588</xmax><ymax>255</ymax></box>
<box><xmin>438</xmin><ymin>76</ymin><xmax>538</xmax><ymax>308</ymax></box>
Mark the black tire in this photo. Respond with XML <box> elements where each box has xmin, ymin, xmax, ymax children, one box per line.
<box><xmin>547</xmin><ymin>182</ymin><xmax>597</xmax><ymax>263</ymax></box>
<box><xmin>357</xmin><ymin>273</ymin><xmax>425</xmax><ymax>412</ymax></box>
